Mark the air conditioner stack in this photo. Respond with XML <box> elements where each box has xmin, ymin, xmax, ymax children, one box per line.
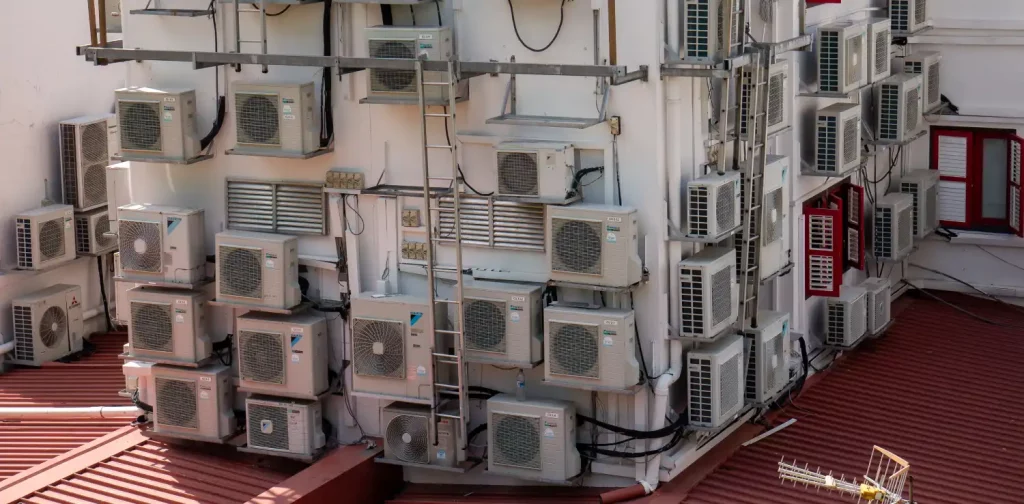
<box><xmin>15</xmin><ymin>205</ymin><xmax>76</xmax><ymax>271</ymax></box>
<box><xmin>126</xmin><ymin>286</ymin><xmax>211</xmax><ymax>365</ymax></box>
<box><xmin>825</xmin><ymin>286</ymin><xmax>868</xmax><ymax>347</ymax></box>
<box><xmin>687</xmin><ymin>334</ymin><xmax>744</xmax><ymax>429</ymax></box>
<box><xmin>151</xmin><ymin>364</ymin><xmax>236</xmax><ymax>443</ymax></box>
<box><xmin>118</xmin><ymin>204</ymin><xmax>206</xmax><ymax>285</ymax></box>
<box><xmin>75</xmin><ymin>207</ymin><xmax>116</xmax><ymax>255</ymax></box>
<box><xmin>860</xmin><ymin>278</ymin><xmax>892</xmax><ymax>336</ymax></box>
<box><xmin>680</xmin><ymin>0</ymin><xmax>742</xmax><ymax>63</ymax></box>
<box><xmin>364</xmin><ymin>26</ymin><xmax>454</xmax><ymax>102</ymax></box>
<box><xmin>215</xmin><ymin>230</ymin><xmax>301</xmax><ymax>310</ymax></box>
<box><xmin>115</xmin><ymin>87</ymin><xmax>200</xmax><ymax>163</ymax></box>
<box><xmin>810</xmin><ymin>102</ymin><xmax>862</xmax><ymax>176</ymax></box>
<box><xmin>902</xmin><ymin>51</ymin><xmax>942</xmax><ymax>113</ymax></box>
<box><xmin>462</xmin><ymin>280</ymin><xmax>544</xmax><ymax>368</ymax></box>
<box><xmin>487</xmin><ymin>394</ymin><xmax>581</xmax><ymax>482</ymax></box>
<box><xmin>236</xmin><ymin>311</ymin><xmax>329</xmax><ymax>400</ymax></box>
<box><xmin>866</xmin><ymin>18</ymin><xmax>893</xmax><ymax>83</ymax></box>
<box><xmin>10</xmin><ymin>285</ymin><xmax>84</xmax><ymax>366</ymax></box>
<box><xmin>543</xmin><ymin>305</ymin><xmax>640</xmax><ymax>391</ymax></box>
<box><xmin>494</xmin><ymin>141</ymin><xmax>576</xmax><ymax>201</ymax></box>
<box><xmin>816</xmin><ymin>22</ymin><xmax>868</xmax><ymax>94</ymax></box>
<box><xmin>875</xmin><ymin>74</ymin><xmax>923</xmax><ymax>144</ymax></box>
<box><xmin>60</xmin><ymin>114</ymin><xmax>113</xmax><ymax>212</ymax></box>
<box><xmin>245</xmin><ymin>396</ymin><xmax>326</xmax><ymax>458</ymax></box>
<box><xmin>872</xmin><ymin>193</ymin><xmax>914</xmax><ymax>261</ymax></box>
<box><xmin>740</xmin><ymin>61</ymin><xmax>790</xmax><ymax>139</ymax></box>
<box><xmin>899</xmin><ymin>170</ymin><xmax>940</xmax><ymax>238</ymax></box>
<box><xmin>678</xmin><ymin>247</ymin><xmax>738</xmax><ymax>339</ymax></box>
<box><xmin>548</xmin><ymin>204</ymin><xmax>643</xmax><ymax>288</ymax></box>
<box><xmin>686</xmin><ymin>171</ymin><xmax>742</xmax><ymax>239</ymax></box>
<box><xmin>743</xmin><ymin>311</ymin><xmax>790</xmax><ymax>404</ymax></box>
<box><xmin>232</xmin><ymin>81</ymin><xmax>318</xmax><ymax>157</ymax></box>
<box><xmin>382</xmin><ymin>402</ymin><xmax>458</xmax><ymax>468</ymax></box>
<box><xmin>889</xmin><ymin>0</ymin><xmax>930</xmax><ymax>35</ymax></box>
<box><xmin>759</xmin><ymin>156</ymin><xmax>791</xmax><ymax>280</ymax></box>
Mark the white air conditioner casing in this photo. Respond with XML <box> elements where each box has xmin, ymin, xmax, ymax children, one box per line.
<box><xmin>687</xmin><ymin>334</ymin><xmax>744</xmax><ymax>429</ymax></box>
<box><xmin>686</xmin><ymin>171</ymin><xmax>742</xmax><ymax>238</ymax></box>
<box><xmin>382</xmin><ymin>402</ymin><xmax>458</xmax><ymax>468</ymax></box>
<box><xmin>760</xmin><ymin>156</ymin><xmax>790</xmax><ymax>280</ymax></box>
<box><xmin>487</xmin><ymin>394</ymin><xmax>580</xmax><ymax>481</ymax></box>
<box><xmin>678</xmin><ymin>247</ymin><xmax>738</xmax><ymax>339</ymax></box>
<box><xmin>899</xmin><ymin>169</ymin><xmax>939</xmax><ymax>238</ymax></box>
<box><xmin>743</xmin><ymin>311</ymin><xmax>790</xmax><ymax>404</ymax></box>
<box><xmin>494</xmin><ymin>141</ymin><xmax>576</xmax><ymax>200</ymax></box>
<box><xmin>866</xmin><ymin>18</ymin><xmax>892</xmax><ymax>83</ymax></box>
<box><xmin>811</xmin><ymin>102</ymin><xmax>862</xmax><ymax>176</ymax></box>
<box><xmin>127</xmin><ymin>286</ymin><xmax>210</xmax><ymax>365</ymax></box>
<box><xmin>215</xmin><ymin>230</ymin><xmax>301</xmax><ymax>310</ymax></box>
<box><xmin>115</xmin><ymin>87</ymin><xmax>200</xmax><ymax>162</ymax></box>
<box><xmin>233</xmin><ymin>81</ymin><xmax>318</xmax><ymax>156</ymax></box>
<box><xmin>75</xmin><ymin>207</ymin><xmax>116</xmax><ymax>255</ymax></box>
<box><xmin>106</xmin><ymin>161</ymin><xmax>132</xmax><ymax>235</ymax></box>
<box><xmin>826</xmin><ymin>286</ymin><xmax>868</xmax><ymax>347</ymax></box>
<box><xmin>245</xmin><ymin>396</ymin><xmax>326</xmax><ymax>457</ymax></box>
<box><xmin>872</xmin><ymin>193</ymin><xmax>914</xmax><ymax>261</ymax></box>
<box><xmin>680</xmin><ymin>0</ymin><xmax>742</xmax><ymax>63</ymax></box>
<box><xmin>462</xmin><ymin>280</ymin><xmax>544</xmax><ymax>367</ymax></box>
<box><xmin>889</xmin><ymin>0</ymin><xmax>930</xmax><ymax>35</ymax></box>
<box><xmin>151</xmin><ymin>364</ymin><xmax>236</xmax><ymax>442</ymax></box>
<box><xmin>365</xmin><ymin>26</ymin><xmax>453</xmax><ymax>101</ymax></box>
<box><xmin>113</xmin><ymin>252</ymin><xmax>140</xmax><ymax>326</ymax></box>
<box><xmin>817</xmin><ymin>22</ymin><xmax>868</xmax><ymax>94</ymax></box>
<box><xmin>11</xmin><ymin>285</ymin><xmax>84</xmax><ymax>366</ymax></box>
<box><xmin>875</xmin><ymin>74</ymin><xmax>923</xmax><ymax>144</ymax></box>
<box><xmin>236</xmin><ymin>311</ymin><xmax>329</xmax><ymax>400</ymax></box>
<box><xmin>860</xmin><ymin>278</ymin><xmax>892</xmax><ymax>335</ymax></box>
<box><xmin>15</xmin><ymin>205</ymin><xmax>75</xmax><ymax>271</ymax></box>
<box><xmin>739</xmin><ymin>61</ymin><xmax>790</xmax><ymax>139</ymax></box>
<box><xmin>902</xmin><ymin>51</ymin><xmax>941</xmax><ymax>113</ymax></box>
<box><xmin>548</xmin><ymin>204</ymin><xmax>642</xmax><ymax>288</ymax></box>
<box><xmin>350</xmin><ymin>293</ymin><xmax>447</xmax><ymax>402</ymax></box>
<box><xmin>543</xmin><ymin>305</ymin><xmax>639</xmax><ymax>391</ymax></box>
<box><xmin>60</xmin><ymin>114</ymin><xmax>114</xmax><ymax>211</ymax></box>
<box><xmin>118</xmin><ymin>204</ymin><xmax>205</xmax><ymax>285</ymax></box>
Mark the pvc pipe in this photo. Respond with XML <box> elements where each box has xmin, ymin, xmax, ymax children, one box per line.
<box><xmin>0</xmin><ymin>339</ymin><xmax>13</xmax><ymax>356</ymax></box>
<box><xmin>640</xmin><ymin>339</ymin><xmax>683</xmax><ymax>494</ymax></box>
<box><xmin>0</xmin><ymin>406</ymin><xmax>141</xmax><ymax>420</ymax></box>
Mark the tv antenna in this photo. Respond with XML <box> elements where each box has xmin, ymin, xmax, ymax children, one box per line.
<box><xmin>778</xmin><ymin>446</ymin><xmax>913</xmax><ymax>503</ymax></box>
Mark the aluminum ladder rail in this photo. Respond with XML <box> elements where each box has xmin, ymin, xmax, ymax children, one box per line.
<box><xmin>416</xmin><ymin>59</ymin><xmax>469</xmax><ymax>461</ymax></box>
<box><xmin>712</xmin><ymin>0</ymin><xmax>745</xmax><ymax>174</ymax></box>
<box><xmin>232</xmin><ymin>0</ymin><xmax>270</xmax><ymax>73</ymax></box>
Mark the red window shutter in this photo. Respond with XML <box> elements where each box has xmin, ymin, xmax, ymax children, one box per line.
<box><xmin>931</xmin><ymin>129</ymin><xmax>973</xmax><ymax>227</ymax></box>
<box><xmin>1010</xmin><ymin>136</ymin><xmax>1023</xmax><ymax>237</ymax></box>
<box><xmin>805</xmin><ymin>205</ymin><xmax>843</xmax><ymax>297</ymax></box>
<box><xmin>844</xmin><ymin>184</ymin><xmax>865</xmax><ymax>269</ymax></box>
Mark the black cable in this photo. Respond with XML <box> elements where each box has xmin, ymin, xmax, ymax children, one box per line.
<box><xmin>507</xmin><ymin>0</ymin><xmax>567</xmax><ymax>53</ymax></box>
<box><xmin>200</xmin><ymin>1</ymin><xmax>225</xmax><ymax>151</ymax></box>
<box><xmin>468</xmin><ymin>385</ymin><xmax>502</xmax><ymax>397</ymax></box>
<box><xmin>96</xmin><ymin>255</ymin><xmax>113</xmax><ymax>333</ymax></box>
<box><xmin>571</xmin><ymin>166</ymin><xmax>604</xmax><ymax>196</ymax></box>
<box><xmin>629</xmin><ymin>293</ymin><xmax>655</xmax><ymax>392</ymax></box>
<box><xmin>435</xmin><ymin>1</ymin><xmax>442</xmax><ymax>25</ymax></box>
<box><xmin>252</xmin><ymin>3</ymin><xmax>289</xmax><ymax>16</ymax></box>
<box><xmin>320</xmin><ymin>0</ymin><xmax>334</xmax><ymax>147</ymax></box>
<box><xmin>467</xmin><ymin>423</ymin><xmax>487</xmax><ymax>444</ymax></box>
<box><xmin>381</xmin><ymin>5</ymin><xmax>393</xmax><ymax>25</ymax></box>
<box><xmin>131</xmin><ymin>388</ymin><xmax>154</xmax><ymax>413</ymax></box>
<box><xmin>409</xmin><ymin>5</ymin><xmax>416</xmax><ymax>24</ymax></box>
<box><xmin>442</xmin><ymin>107</ymin><xmax>492</xmax><ymax>196</ymax></box>
<box><xmin>579</xmin><ymin>430</ymin><xmax>685</xmax><ymax>459</ymax></box>
<box><xmin>578</xmin><ymin>411</ymin><xmax>686</xmax><ymax>439</ymax></box>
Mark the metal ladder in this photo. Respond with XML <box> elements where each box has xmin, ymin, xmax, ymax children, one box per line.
<box><xmin>232</xmin><ymin>0</ymin><xmax>271</xmax><ymax>73</ymax></box>
<box><xmin>417</xmin><ymin>59</ymin><xmax>469</xmax><ymax>461</ymax></box>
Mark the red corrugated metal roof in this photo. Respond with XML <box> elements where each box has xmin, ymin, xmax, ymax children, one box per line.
<box><xmin>388</xmin><ymin>484</ymin><xmax>606</xmax><ymax>503</ymax></box>
<box><xmin>0</xmin><ymin>333</ymin><xmax>134</xmax><ymax>482</ymax></box>
<box><xmin>681</xmin><ymin>292</ymin><xmax>1024</xmax><ymax>504</ymax></box>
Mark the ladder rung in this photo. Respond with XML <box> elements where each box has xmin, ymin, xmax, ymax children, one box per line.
<box><xmin>431</xmin><ymin>266</ymin><xmax>462</xmax><ymax>273</ymax></box>
<box><xmin>427</xmin><ymin>144</ymin><xmax>455</xmax><ymax>149</ymax></box>
<box><xmin>422</xmin><ymin>81</ymin><xmax>452</xmax><ymax>86</ymax></box>
<box><xmin>437</xmin><ymin>413</ymin><xmax>463</xmax><ymax>420</ymax></box>
<box><xmin>433</xmin><ymin>298</ymin><xmax>463</xmax><ymax>304</ymax></box>
<box><xmin>435</xmin><ymin>329</ymin><xmax>462</xmax><ymax>336</ymax></box>
<box><xmin>433</xmin><ymin>352</ymin><xmax>459</xmax><ymax>359</ymax></box>
<box><xmin>434</xmin><ymin>383</ymin><xmax>461</xmax><ymax>391</ymax></box>
<box><xmin>429</xmin><ymin>176</ymin><xmax>455</xmax><ymax>181</ymax></box>
<box><xmin>424</xmin><ymin>113</ymin><xmax>454</xmax><ymax>118</ymax></box>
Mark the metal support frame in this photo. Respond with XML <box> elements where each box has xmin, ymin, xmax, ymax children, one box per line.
<box><xmin>486</xmin><ymin>56</ymin><xmax>612</xmax><ymax>129</ymax></box>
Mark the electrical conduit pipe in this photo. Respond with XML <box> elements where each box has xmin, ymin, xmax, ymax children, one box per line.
<box><xmin>0</xmin><ymin>406</ymin><xmax>142</xmax><ymax>420</ymax></box>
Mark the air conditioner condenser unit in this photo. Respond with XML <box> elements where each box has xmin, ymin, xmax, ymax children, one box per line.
<box><xmin>875</xmin><ymin>73</ymin><xmax>923</xmax><ymax>144</ymax></box>
<box><xmin>127</xmin><ymin>286</ymin><xmax>210</xmax><ymax>365</ymax></box>
<box><xmin>678</xmin><ymin>246</ymin><xmax>738</xmax><ymax>339</ymax></box>
<box><xmin>680</xmin><ymin>0</ymin><xmax>743</xmax><ymax>63</ymax></box>
<box><xmin>686</xmin><ymin>171</ymin><xmax>742</xmax><ymax>239</ymax></box>
<box><xmin>215</xmin><ymin>230</ymin><xmax>301</xmax><ymax>310</ymax></box>
<box><xmin>739</xmin><ymin>61</ymin><xmax>790</xmax><ymax>140</ymax></box>
<box><xmin>743</xmin><ymin>311</ymin><xmax>790</xmax><ymax>404</ymax></box>
<box><xmin>739</xmin><ymin>155</ymin><xmax>791</xmax><ymax>281</ymax></box>
<box><xmin>60</xmin><ymin>114</ymin><xmax>114</xmax><ymax>211</ymax></box>
<box><xmin>118</xmin><ymin>204</ymin><xmax>206</xmax><ymax>285</ymax></box>
<box><xmin>462</xmin><ymin>280</ymin><xmax>544</xmax><ymax>368</ymax></box>
<box><xmin>902</xmin><ymin>51</ymin><xmax>942</xmax><ymax>113</ymax></box>
<box><xmin>494</xmin><ymin>141</ymin><xmax>576</xmax><ymax>201</ymax></box>
<box><xmin>232</xmin><ymin>81</ymin><xmax>318</xmax><ymax>156</ymax></box>
<box><xmin>382</xmin><ymin>402</ymin><xmax>458</xmax><ymax>468</ymax></box>
<box><xmin>816</xmin><ymin>22</ymin><xmax>868</xmax><ymax>94</ymax></box>
<box><xmin>75</xmin><ymin>207</ymin><xmax>116</xmax><ymax>255</ymax></box>
<box><xmin>236</xmin><ymin>311</ymin><xmax>329</xmax><ymax>400</ymax></box>
<box><xmin>487</xmin><ymin>394</ymin><xmax>581</xmax><ymax>482</ymax></box>
<box><xmin>364</xmin><ymin>26</ymin><xmax>454</xmax><ymax>102</ymax></box>
<box><xmin>860</xmin><ymin>277</ymin><xmax>892</xmax><ymax>335</ymax></box>
<box><xmin>826</xmin><ymin>285</ymin><xmax>868</xmax><ymax>347</ymax></box>
<box><xmin>245</xmin><ymin>396</ymin><xmax>326</xmax><ymax>458</ymax></box>
<box><xmin>899</xmin><ymin>169</ymin><xmax>939</xmax><ymax>238</ymax></box>
<box><xmin>687</xmin><ymin>333</ymin><xmax>744</xmax><ymax>429</ymax></box>
<box><xmin>115</xmin><ymin>87</ymin><xmax>200</xmax><ymax>162</ymax></box>
<box><xmin>15</xmin><ymin>205</ymin><xmax>75</xmax><ymax>271</ymax></box>
<box><xmin>872</xmin><ymin>193</ymin><xmax>914</xmax><ymax>261</ymax></box>
<box><xmin>151</xmin><ymin>364</ymin><xmax>236</xmax><ymax>443</ymax></box>
<box><xmin>810</xmin><ymin>102</ymin><xmax>861</xmax><ymax>176</ymax></box>
<box><xmin>889</xmin><ymin>0</ymin><xmax>930</xmax><ymax>35</ymax></box>
<box><xmin>548</xmin><ymin>204</ymin><xmax>643</xmax><ymax>288</ymax></box>
<box><xmin>10</xmin><ymin>284</ymin><xmax>84</xmax><ymax>366</ymax></box>
<box><xmin>543</xmin><ymin>305</ymin><xmax>639</xmax><ymax>391</ymax></box>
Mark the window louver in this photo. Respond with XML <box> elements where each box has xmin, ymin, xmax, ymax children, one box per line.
<box><xmin>436</xmin><ymin>196</ymin><xmax>545</xmax><ymax>252</ymax></box>
<box><xmin>226</xmin><ymin>178</ymin><xmax>326</xmax><ymax>235</ymax></box>
<box><xmin>845</xmin><ymin>184</ymin><xmax>865</xmax><ymax>269</ymax></box>
<box><xmin>805</xmin><ymin>206</ymin><xmax>842</xmax><ymax>297</ymax></box>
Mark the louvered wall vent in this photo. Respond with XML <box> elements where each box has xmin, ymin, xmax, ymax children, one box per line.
<box><xmin>435</xmin><ymin>196</ymin><xmax>545</xmax><ymax>252</ymax></box>
<box><xmin>226</xmin><ymin>178</ymin><xmax>326</xmax><ymax>235</ymax></box>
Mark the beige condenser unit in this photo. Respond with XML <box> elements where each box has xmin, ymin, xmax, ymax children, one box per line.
<box><xmin>543</xmin><ymin>305</ymin><xmax>639</xmax><ymax>391</ymax></box>
<box><xmin>232</xmin><ymin>81</ymin><xmax>318</xmax><ymax>156</ymax></box>
<box><xmin>115</xmin><ymin>87</ymin><xmax>200</xmax><ymax>163</ymax></box>
<box><xmin>118</xmin><ymin>204</ymin><xmax>206</xmax><ymax>285</ymax></box>
<box><xmin>215</xmin><ymin>230</ymin><xmax>301</xmax><ymax>310</ymax></box>
<box><xmin>245</xmin><ymin>396</ymin><xmax>326</xmax><ymax>458</ymax></box>
<box><xmin>548</xmin><ymin>204</ymin><xmax>643</xmax><ymax>288</ymax></box>
<box><xmin>743</xmin><ymin>311</ymin><xmax>790</xmax><ymax>404</ymax></box>
<box><xmin>11</xmin><ymin>285</ymin><xmax>84</xmax><ymax>366</ymax></box>
<box><xmin>60</xmin><ymin>114</ymin><xmax>114</xmax><ymax>211</ymax></box>
<box><xmin>236</xmin><ymin>311</ymin><xmax>329</xmax><ymax>400</ymax></box>
<box><xmin>463</xmin><ymin>280</ymin><xmax>544</xmax><ymax>368</ymax></box>
<box><xmin>127</xmin><ymin>286</ymin><xmax>210</xmax><ymax>365</ymax></box>
<box><xmin>381</xmin><ymin>402</ymin><xmax>458</xmax><ymax>468</ymax></box>
<box><xmin>151</xmin><ymin>364</ymin><xmax>236</xmax><ymax>443</ymax></box>
<box><xmin>75</xmin><ymin>207</ymin><xmax>116</xmax><ymax>255</ymax></box>
<box><xmin>365</xmin><ymin>26</ymin><xmax>454</xmax><ymax>102</ymax></box>
<box><xmin>493</xmin><ymin>141</ymin><xmax>576</xmax><ymax>201</ymax></box>
<box><xmin>15</xmin><ymin>204</ymin><xmax>76</xmax><ymax>271</ymax></box>
<box><xmin>487</xmin><ymin>394</ymin><xmax>581</xmax><ymax>482</ymax></box>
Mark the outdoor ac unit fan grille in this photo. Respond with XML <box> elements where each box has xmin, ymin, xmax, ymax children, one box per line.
<box><xmin>688</xmin><ymin>357</ymin><xmax>713</xmax><ymax>425</ymax></box>
<box><xmin>386</xmin><ymin>414</ymin><xmax>429</xmax><ymax>464</ymax></box>
<box><xmin>131</xmin><ymin>302</ymin><xmax>174</xmax><ymax>353</ymax></box>
<box><xmin>248</xmin><ymin>403</ymin><xmax>289</xmax><ymax>450</ymax></box>
<box><xmin>744</xmin><ymin>337</ymin><xmax>757</xmax><ymax>402</ymax></box>
<box><xmin>817</xmin><ymin>116</ymin><xmax>838</xmax><ymax>172</ymax></box>
<box><xmin>240</xmin><ymin>331</ymin><xmax>286</xmax><ymax>384</ymax></box>
<box><xmin>684</xmin><ymin>0</ymin><xmax>711</xmax><ymax>59</ymax></box>
<box><xmin>891</xmin><ymin>0</ymin><xmax>910</xmax><ymax>32</ymax></box>
<box><xmin>900</xmin><ymin>182</ymin><xmax>920</xmax><ymax>235</ymax></box>
<box><xmin>680</xmin><ymin>267</ymin><xmax>706</xmax><ymax>336</ymax></box>
<box><xmin>67</xmin><ymin>122</ymin><xmax>109</xmax><ymax>209</ymax></box>
<box><xmin>13</xmin><ymin>306</ymin><xmax>33</xmax><ymax>361</ymax></box>
<box><xmin>236</xmin><ymin>93</ymin><xmax>281</xmax><ymax>146</ymax></box>
<box><xmin>906</xmin><ymin>87</ymin><xmax>920</xmax><ymax>132</ymax></box>
<box><xmin>38</xmin><ymin>307</ymin><xmax>67</xmax><ymax>350</ymax></box>
<box><xmin>846</xmin><ymin>34</ymin><xmax>864</xmax><ymax>87</ymax></box>
<box><xmin>763</xmin><ymin>187</ymin><xmax>784</xmax><ymax>245</ymax></box>
<box><xmin>716</xmin><ymin>183</ymin><xmax>737</xmax><ymax>231</ymax></box>
<box><xmin>875</xmin><ymin>207</ymin><xmax>894</xmax><ymax>259</ymax></box>
<box><xmin>119</xmin><ymin>101</ymin><xmax>163</xmax><ymax>152</ymax></box>
<box><xmin>352</xmin><ymin>318</ymin><xmax>405</xmax><ymax>378</ymax></box>
<box><xmin>497</xmin><ymin>152</ymin><xmax>540</xmax><ymax>196</ymax></box>
<box><xmin>76</xmin><ymin>217</ymin><xmax>91</xmax><ymax>255</ymax></box>
<box><xmin>710</xmin><ymin>266</ymin><xmax>732</xmax><ymax>327</ymax></box>
<box><xmin>688</xmin><ymin>186</ymin><xmax>710</xmax><ymax>236</ymax></box>
<box><xmin>915</xmin><ymin>0</ymin><xmax>927</xmax><ymax>25</ymax></box>
<box><xmin>851</xmin><ymin>295</ymin><xmax>867</xmax><ymax>341</ymax></box>
<box><xmin>492</xmin><ymin>413</ymin><xmax>542</xmax><ymax>470</ymax></box>
<box><xmin>898</xmin><ymin>205</ymin><xmax>912</xmax><ymax>254</ymax></box>
<box><xmin>16</xmin><ymin>218</ymin><xmax>32</xmax><ymax>268</ymax></box>
<box><xmin>465</xmin><ymin>299</ymin><xmax>507</xmax><ymax>353</ymax></box>
<box><xmin>551</xmin><ymin>218</ymin><xmax>603</xmax><ymax>275</ymax></box>
<box><xmin>719</xmin><ymin>353</ymin><xmax>740</xmax><ymax>417</ymax></box>
<box><xmin>60</xmin><ymin>125</ymin><xmax>79</xmax><ymax>206</ymax></box>
<box><xmin>767</xmin><ymin>73</ymin><xmax>785</xmax><ymax>127</ymax></box>
<box><xmin>119</xmin><ymin>220</ymin><xmax>162</xmax><ymax>272</ymax></box>
<box><xmin>219</xmin><ymin>246</ymin><xmax>263</xmax><ymax>299</ymax></box>
<box><xmin>39</xmin><ymin>218</ymin><xmax>66</xmax><ymax>262</ymax></box>
<box><xmin>875</xmin><ymin>30</ymin><xmax>890</xmax><ymax>75</ymax></box>
<box><xmin>843</xmin><ymin>117</ymin><xmax>858</xmax><ymax>165</ymax></box>
<box><xmin>879</xmin><ymin>84</ymin><xmax>900</xmax><ymax>141</ymax></box>
<box><xmin>369</xmin><ymin>40</ymin><xmax>418</xmax><ymax>93</ymax></box>
<box><xmin>155</xmin><ymin>377</ymin><xmax>198</xmax><ymax>429</ymax></box>
<box><xmin>927</xmin><ymin>62</ymin><xmax>940</xmax><ymax>106</ymax></box>
<box><xmin>819</xmin><ymin>31</ymin><xmax>840</xmax><ymax>92</ymax></box>
<box><xmin>549</xmin><ymin>322</ymin><xmax>599</xmax><ymax>379</ymax></box>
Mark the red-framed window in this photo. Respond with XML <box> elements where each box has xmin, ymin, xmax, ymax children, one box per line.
<box><xmin>804</xmin><ymin>182</ymin><xmax>865</xmax><ymax>297</ymax></box>
<box><xmin>930</xmin><ymin>127</ymin><xmax>1023</xmax><ymax>236</ymax></box>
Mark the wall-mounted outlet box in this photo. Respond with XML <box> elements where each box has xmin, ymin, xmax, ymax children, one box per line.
<box><xmin>326</xmin><ymin>169</ymin><xmax>365</xmax><ymax>190</ymax></box>
<box><xmin>402</xmin><ymin>209</ymin><xmax>422</xmax><ymax>228</ymax></box>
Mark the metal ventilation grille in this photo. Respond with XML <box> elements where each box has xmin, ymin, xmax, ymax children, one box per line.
<box><xmin>914</xmin><ymin>0</ymin><xmax>927</xmax><ymax>25</ymax></box>
<box><xmin>226</xmin><ymin>179</ymin><xmax>327</xmax><ymax>235</ymax></box>
<box><xmin>119</xmin><ymin>220</ymin><xmax>162</xmax><ymax>272</ymax></box>
<box><xmin>131</xmin><ymin>302</ymin><xmax>174</xmax><ymax>352</ymax></box>
<box><xmin>816</xmin><ymin>115</ymin><xmax>838</xmax><ymax>172</ymax></box>
<box><xmin>60</xmin><ymin>125</ymin><xmax>79</xmax><ymax>208</ymax></box>
<box><xmin>710</xmin><ymin>266</ymin><xmax>732</xmax><ymax>327</ymax></box>
<box><xmin>818</xmin><ymin>30</ymin><xmax>839</xmax><ymax>92</ymax></box>
<box><xmin>688</xmin><ymin>356</ymin><xmax>712</xmax><ymax>425</ymax></box>
<box><xmin>739</xmin><ymin>69</ymin><xmax>752</xmax><ymax>137</ymax></box>
<box><xmin>219</xmin><ymin>246</ymin><xmax>263</xmax><ymax>299</ymax></box>
<box><xmin>492</xmin><ymin>413</ymin><xmax>541</xmax><ymax>470</ymax></box>
<box><xmin>119</xmin><ymin>101</ymin><xmax>162</xmax><ymax>152</ymax></box>
<box><xmin>891</xmin><ymin>0</ymin><xmax>909</xmax><ymax>32</ymax></box>
<box><xmin>437</xmin><ymin>196</ymin><xmax>545</xmax><ymax>251</ymax></box>
<box><xmin>94</xmin><ymin>216</ymin><xmax>113</xmax><ymax>250</ymax></box>
<box><xmin>927</xmin><ymin>62</ymin><xmax>940</xmax><ymax>108</ymax></box>
<box><xmin>905</xmin><ymin>61</ymin><xmax>921</xmax><ymax>74</ymax></box>
<box><xmin>906</xmin><ymin>87</ymin><xmax>920</xmax><ymax>132</ymax></box>
<box><xmin>851</xmin><ymin>294</ymin><xmax>867</xmax><ymax>342</ymax></box>
<box><xmin>902</xmin><ymin>182</ymin><xmax>920</xmax><ymax>235</ymax></box>
<box><xmin>897</xmin><ymin>204</ymin><xmax>912</xmax><ymax>254</ymax></box>
<box><xmin>549</xmin><ymin>321</ymin><xmax>599</xmax><ymax>379</ymax></box>
<box><xmin>369</xmin><ymin>39</ymin><xmax>417</xmax><ymax>93</ymax></box>
<box><xmin>155</xmin><ymin>377</ymin><xmax>198</xmax><ymax>429</ymax></box>
<box><xmin>465</xmin><ymin>299</ymin><xmax>507</xmax><ymax>354</ymax></box>
<box><xmin>39</xmin><ymin>218</ymin><xmax>66</xmax><ymax>261</ymax></box>
<box><xmin>874</xmin><ymin>207</ymin><xmax>893</xmax><ymax>259</ymax></box>
<box><xmin>16</xmin><ymin>218</ymin><xmax>33</xmax><ymax>269</ymax></box>
<box><xmin>38</xmin><ymin>307</ymin><xmax>66</xmax><ymax>349</ymax></box>
<box><xmin>767</xmin><ymin>73</ymin><xmax>785</xmax><ymax>127</ymax></box>
<box><xmin>719</xmin><ymin>353</ymin><xmax>740</xmax><ymax>417</ymax></box>
<box><xmin>845</xmin><ymin>34</ymin><xmax>864</xmax><ymax>87</ymax></box>
<box><xmin>843</xmin><ymin>117</ymin><xmax>858</xmax><ymax>166</ymax></box>
<box><xmin>236</xmin><ymin>93</ymin><xmax>281</xmax><ymax>146</ymax></box>
<box><xmin>875</xmin><ymin>30</ymin><xmax>890</xmax><ymax>75</ymax></box>
<box><xmin>386</xmin><ymin>414</ymin><xmax>429</xmax><ymax>463</ymax></box>
<box><xmin>744</xmin><ymin>336</ymin><xmax>757</xmax><ymax>402</ymax></box>
<box><xmin>679</xmin><ymin>266</ymin><xmax>706</xmax><ymax>336</ymax></box>
<box><xmin>82</xmin><ymin>162</ymin><xmax>108</xmax><ymax>210</ymax></box>
<box><xmin>353</xmin><ymin>318</ymin><xmax>405</xmax><ymax>378</ymax></box>
<box><xmin>248</xmin><ymin>403</ymin><xmax>290</xmax><ymax>450</ymax></box>
<box><xmin>879</xmin><ymin>84</ymin><xmax>900</xmax><ymax>141</ymax></box>
<box><xmin>497</xmin><ymin>151</ymin><xmax>539</xmax><ymax>196</ymax></box>
<box><xmin>826</xmin><ymin>301</ymin><xmax>845</xmax><ymax>345</ymax></box>
<box><xmin>551</xmin><ymin>218</ymin><xmax>603</xmax><ymax>275</ymax></box>
<box><xmin>763</xmin><ymin>187</ymin><xmax>784</xmax><ymax>245</ymax></box>
<box><xmin>240</xmin><ymin>331</ymin><xmax>286</xmax><ymax>384</ymax></box>
<box><xmin>76</xmin><ymin>216</ymin><xmax>91</xmax><ymax>255</ymax></box>
<box><xmin>13</xmin><ymin>306</ymin><xmax>33</xmax><ymax>361</ymax></box>
<box><xmin>715</xmin><ymin>181</ymin><xmax>737</xmax><ymax>231</ymax></box>
<box><xmin>688</xmin><ymin>185</ymin><xmax>710</xmax><ymax>236</ymax></box>
<box><xmin>684</xmin><ymin>0</ymin><xmax>710</xmax><ymax>59</ymax></box>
